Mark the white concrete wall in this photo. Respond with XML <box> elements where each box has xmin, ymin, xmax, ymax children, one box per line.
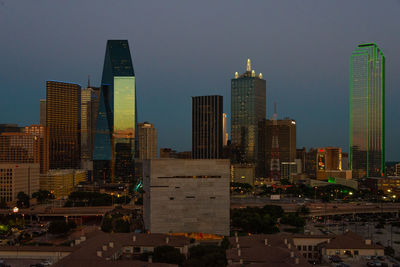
<box><xmin>144</xmin><ymin>159</ymin><xmax>230</xmax><ymax>236</ymax></box>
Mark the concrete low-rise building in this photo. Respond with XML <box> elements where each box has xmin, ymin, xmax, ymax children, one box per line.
<box><xmin>143</xmin><ymin>159</ymin><xmax>230</xmax><ymax>236</ymax></box>
<box><xmin>0</xmin><ymin>163</ymin><xmax>39</xmax><ymax>203</ymax></box>
<box><xmin>320</xmin><ymin>231</ymin><xmax>384</xmax><ymax>258</ymax></box>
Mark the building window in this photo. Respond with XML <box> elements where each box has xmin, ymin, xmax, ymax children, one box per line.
<box><xmin>308</xmin><ymin>246</ymin><xmax>312</xmax><ymax>251</ymax></box>
<box><xmin>297</xmin><ymin>246</ymin><xmax>301</xmax><ymax>251</ymax></box>
<box><xmin>170</xmin><ymin>197</ymin><xmax>174</xmax><ymax>200</ymax></box>
<box><xmin>303</xmin><ymin>246</ymin><xmax>307</xmax><ymax>251</ymax></box>
<box><xmin>354</xmin><ymin>250</ymin><xmax>359</xmax><ymax>255</ymax></box>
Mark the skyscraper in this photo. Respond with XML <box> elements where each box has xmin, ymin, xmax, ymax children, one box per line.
<box><xmin>24</xmin><ymin>124</ymin><xmax>49</xmax><ymax>174</ymax></box>
<box><xmin>231</xmin><ymin>59</ymin><xmax>266</xmax><ymax>164</ymax></box>
<box><xmin>192</xmin><ymin>95</ymin><xmax>223</xmax><ymax>159</ymax></box>
<box><xmin>137</xmin><ymin>122</ymin><xmax>157</xmax><ymax>160</ymax></box>
<box><xmin>81</xmin><ymin>86</ymin><xmax>100</xmax><ymax>163</ymax></box>
<box><xmin>93</xmin><ymin>40</ymin><xmax>136</xmax><ymax>183</ymax></box>
<box><xmin>46</xmin><ymin>81</ymin><xmax>81</xmax><ymax>170</ymax></box>
<box><xmin>350</xmin><ymin>43</ymin><xmax>385</xmax><ymax>177</ymax></box>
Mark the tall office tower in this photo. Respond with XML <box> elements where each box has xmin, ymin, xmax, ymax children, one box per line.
<box><xmin>138</xmin><ymin>122</ymin><xmax>157</xmax><ymax>160</ymax></box>
<box><xmin>81</xmin><ymin>86</ymin><xmax>100</xmax><ymax>163</ymax></box>
<box><xmin>24</xmin><ymin>125</ymin><xmax>49</xmax><ymax>174</ymax></box>
<box><xmin>222</xmin><ymin>113</ymin><xmax>228</xmax><ymax>146</ymax></box>
<box><xmin>40</xmin><ymin>99</ymin><xmax>47</xmax><ymax>126</ymax></box>
<box><xmin>350</xmin><ymin>43</ymin><xmax>385</xmax><ymax>177</ymax></box>
<box><xmin>231</xmin><ymin>59</ymin><xmax>266</xmax><ymax>164</ymax></box>
<box><xmin>296</xmin><ymin>147</ymin><xmax>306</xmax><ymax>173</ymax></box>
<box><xmin>93</xmin><ymin>40</ymin><xmax>136</xmax><ymax>183</ymax></box>
<box><xmin>192</xmin><ymin>95</ymin><xmax>223</xmax><ymax>159</ymax></box>
<box><xmin>46</xmin><ymin>81</ymin><xmax>81</xmax><ymax>169</ymax></box>
<box><xmin>257</xmin><ymin>118</ymin><xmax>296</xmax><ymax>177</ymax></box>
<box><xmin>0</xmin><ymin>132</ymin><xmax>40</xmax><ymax>163</ymax></box>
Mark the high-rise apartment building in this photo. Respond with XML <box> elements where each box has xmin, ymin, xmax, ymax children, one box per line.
<box><xmin>46</xmin><ymin>81</ymin><xmax>81</xmax><ymax>170</ymax></box>
<box><xmin>231</xmin><ymin>59</ymin><xmax>266</xmax><ymax>164</ymax></box>
<box><xmin>257</xmin><ymin>118</ymin><xmax>296</xmax><ymax>177</ymax></box>
<box><xmin>350</xmin><ymin>43</ymin><xmax>385</xmax><ymax>177</ymax></box>
<box><xmin>192</xmin><ymin>95</ymin><xmax>223</xmax><ymax>159</ymax></box>
<box><xmin>138</xmin><ymin>122</ymin><xmax>157</xmax><ymax>160</ymax></box>
<box><xmin>81</xmin><ymin>86</ymin><xmax>100</xmax><ymax>163</ymax></box>
<box><xmin>93</xmin><ymin>40</ymin><xmax>136</xmax><ymax>182</ymax></box>
<box><xmin>24</xmin><ymin>125</ymin><xmax>49</xmax><ymax>174</ymax></box>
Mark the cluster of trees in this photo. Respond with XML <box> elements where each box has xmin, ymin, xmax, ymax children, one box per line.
<box><xmin>101</xmin><ymin>212</ymin><xmax>131</xmax><ymax>233</ymax></box>
<box><xmin>64</xmin><ymin>191</ymin><xmax>131</xmax><ymax>207</ymax></box>
<box><xmin>231</xmin><ymin>205</ymin><xmax>308</xmax><ymax>234</ymax></box>
<box><xmin>231</xmin><ymin>205</ymin><xmax>284</xmax><ymax>234</ymax></box>
<box><xmin>48</xmin><ymin>220</ymin><xmax>77</xmax><ymax>236</ymax></box>
<box><xmin>32</xmin><ymin>190</ymin><xmax>55</xmax><ymax>204</ymax></box>
<box><xmin>139</xmin><ymin>243</ymin><xmax>229</xmax><ymax>267</ymax></box>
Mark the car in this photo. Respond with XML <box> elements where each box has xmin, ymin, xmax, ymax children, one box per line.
<box><xmin>330</xmin><ymin>255</ymin><xmax>342</xmax><ymax>263</ymax></box>
<box><xmin>377</xmin><ymin>256</ymin><xmax>385</xmax><ymax>261</ymax></box>
<box><xmin>40</xmin><ymin>260</ymin><xmax>52</xmax><ymax>266</ymax></box>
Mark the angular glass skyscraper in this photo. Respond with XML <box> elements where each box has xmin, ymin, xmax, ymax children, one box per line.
<box><xmin>231</xmin><ymin>59</ymin><xmax>266</xmax><ymax>164</ymax></box>
<box><xmin>93</xmin><ymin>40</ymin><xmax>136</xmax><ymax>183</ymax></box>
<box><xmin>350</xmin><ymin>43</ymin><xmax>385</xmax><ymax>177</ymax></box>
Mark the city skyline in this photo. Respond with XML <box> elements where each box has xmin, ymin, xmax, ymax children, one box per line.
<box><xmin>1</xmin><ymin>1</ymin><xmax>400</xmax><ymax>160</ymax></box>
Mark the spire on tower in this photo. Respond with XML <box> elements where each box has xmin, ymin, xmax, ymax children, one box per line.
<box><xmin>88</xmin><ymin>75</ymin><xmax>91</xmax><ymax>88</ymax></box>
<box><xmin>246</xmin><ymin>58</ymin><xmax>251</xmax><ymax>72</ymax></box>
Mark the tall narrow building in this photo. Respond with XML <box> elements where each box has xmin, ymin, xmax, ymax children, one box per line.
<box><xmin>350</xmin><ymin>43</ymin><xmax>385</xmax><ymax>177</ymax></box>
<box><xmin>192</xmin><ymin>95</ymin><xmax>223</xmax><ymax>159</ymax></box>
<box><xmin>46</xmin><ymin>81</ymin><xmax>81</xmax><ymax>169</ymax></box>
<box><xmin>137</xmin><ymin>122</ymin><xmax>157</xmax><ymax>160</ymax></box>
<box><xmin>93</xmin><ymin>40</ymin><xmax>136</xmax><ymax>183</ymax></box>
<box><xmin>231</xmin><ymin>59</ymin><xmax>266</xmax><ymax>163</ymax></box>
<box><xmin>222</xmin><ymin>113</ymin><xmax>228</xmax><ymax>146</ymax></box>
<box><xmin>81</xmin><ymin>86</ymin><xmax>100</xmax><ymax>164</ymax></box>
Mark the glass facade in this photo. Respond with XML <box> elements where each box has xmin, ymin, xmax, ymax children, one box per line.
<box><xmin>93</xmin><ymin>40</ymin><xmax>136</xmax><ymax>182</ymax></box>
<box><xmin>46</xmin><ymin>81</ymin><xmax>81</xmax><ymax>170</ymax></box>
<box><xmin>231</xmin><ymin>60</ymin><xmax>266</xmax><ymax>163</ymax></box>
<box><xmin>350</xmin><ymin>43</ymin><xmax>385</xmax><ymax>177</ymax></box>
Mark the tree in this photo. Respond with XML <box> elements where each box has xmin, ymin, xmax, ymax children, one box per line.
<box><xmin>48</xmin><ymin>220</ymin><xmax>71</xmax><ymax>235</ymax></box>
<box><xmin>297</xmin><ymin>205</ymin><xmax>310</xmax><ymax>216</ymax></box>
<box><xmin>153</xmin><ymin>245</ymin><xmax>185</xmax><ymax>265</ymax></box>
<box><xmin>114</xmin><ymin>219</ymin><xmax>130</xmax><ymax>233</ymax></box>
<box><xmin>16</xmin><ymin>192</ymin><xmax>30</xmax><ymax>208</ymax></box>
<box><xmin>184</xmin><ymin>244</ymin><xmax>227</xmax><ymax>267</ymax></box>
<box><xmin>32</xmin><ymin>190</ymin><xmax>55</xmax><ymax>204</ymax></box>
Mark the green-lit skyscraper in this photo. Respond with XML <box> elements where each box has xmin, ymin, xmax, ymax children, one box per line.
<box><xmin>231</xmin><ymin>59</ymin><xmax>266</xmax><ymax>164</ymax></box>
<box><xmin>350</xmin><ymin>43</ymin><xmax>385</xmax><ymax>177</ymax></box>
<box><xmin>93</xmin><ymin>40</ymin><xmax>136</xmax><ymax>182</ymax></box>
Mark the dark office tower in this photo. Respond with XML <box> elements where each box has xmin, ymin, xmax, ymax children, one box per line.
<box><xmin>93</xmin><ymin>40</ymin><xmax>136</xmax><ymax>183</ymax></box>
<box><xmin>350</xmin><ymin>43</ymin><xmax>385</xmax><ymax>177</ymax></box>
<box><xmin>81</xmin><ymin>86</ymin><xmax>100</xmax><ymax>163</ymax></box>
<box><xmin>231</xmin><ymin>59</ymin><xmax>266</xmax><ymax>164</ymax></box>
<box><xmin>46</xmin><ymin>81</ymin><xmax>81</xmax><ymax>169</ymax></box>
<box><xmin>257</xmin><ymin>118</ymin><xmax>296</xmax><ymax>177</ymax></box>
<box><xmin>192</xmin><ymin>95</ymin><xmax>223</xmax><ymax>159</ymax></box>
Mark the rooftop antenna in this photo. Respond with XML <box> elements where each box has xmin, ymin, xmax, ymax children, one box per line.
<box><xmin>246</xmin><ymin>59</ymin><xmax>251</xmax><ymax>72</ymax></box>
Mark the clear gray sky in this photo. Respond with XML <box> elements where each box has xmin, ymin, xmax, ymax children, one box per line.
<box><xmin>0</xmin><ymin>0</ymin><xmax>399</xmax><ymax>160</ymax></box>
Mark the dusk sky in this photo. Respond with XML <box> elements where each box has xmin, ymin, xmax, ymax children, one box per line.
<box><xmin>0</xmin><ymin>1</ymin><xmax>399</xmax><ymax>160</ymax></box>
